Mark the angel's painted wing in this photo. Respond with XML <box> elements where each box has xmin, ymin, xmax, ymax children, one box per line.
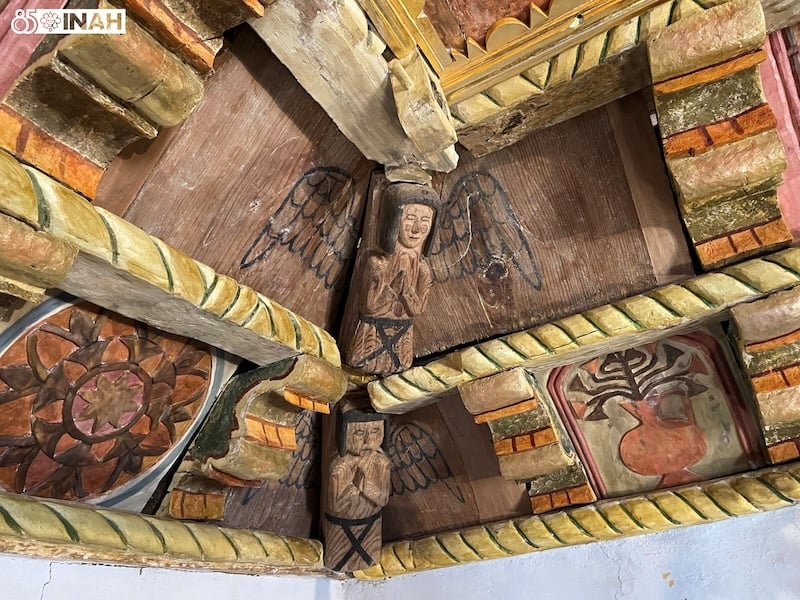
<box><xmin>387</xmin><ymin>422</ymin><xmax>464</xmax><ymax>503</ymax></box>
<box><xmin>240</xmin><ymin>166</ymin><xmax>361</xmax><ymax>290</ymax></box>
<box><xmin>428</xmin><ymin>171</ymin><xmax>542</xmax><ymax>290</ymax></box>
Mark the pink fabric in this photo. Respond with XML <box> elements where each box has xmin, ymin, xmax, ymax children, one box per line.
<box><xmin>0</xmin><ymin>0</ymin><xmax>68</xmax><ymax>100</ymax></box>
<box><xmin>761</xmin><ymin>34</ymin><xmax>800</xmax><ymax>239</ymax></box>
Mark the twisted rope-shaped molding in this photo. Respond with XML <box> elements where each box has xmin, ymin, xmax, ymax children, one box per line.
<box><xmin>0</xmin><ymin>492</ymin><xmax>322</xmax><ymax>574</ymax></box>
<box><xmin>369</xmin><ymin>248</ymin><xmax>800</xmax><ymax>413</ymax></box>
<box><xmin>355</xmin><ymin>462</ymin><xmax>800</xmax><ymax>579</ymax></box>
<box><xmin>0</xmin><ymin>149</ymin><xmax>340</xmax><ymax>367</ymax></box>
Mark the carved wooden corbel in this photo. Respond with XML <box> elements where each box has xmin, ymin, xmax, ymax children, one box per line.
<box><xmin>322</xmin><ymin>396</ymin><xmax>391</xmax><ymax>572</ymax></box>
<box><xmin>342</xmin><ymin>177</ymin><xmax>440</xmax><ymax>376</ymax></box>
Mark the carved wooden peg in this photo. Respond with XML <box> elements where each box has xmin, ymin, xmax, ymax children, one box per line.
<box><xmin>343</xmin><ymin>179</ymin><xmax>440</xmax><ymax>376</ymax></box>
<box><xmin>322</xmin><ymin>397</ymin><xmax>391</xmax><ymax>572</ymax></box>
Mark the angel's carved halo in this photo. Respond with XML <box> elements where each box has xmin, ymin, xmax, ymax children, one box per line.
<box><xmin>379</xmin><ymin>181</ymin><xmax>441</xmax><ymax>257</ymax></box>
<box><xmin>335</xmin><ymin>398</ymin><xmax>390</xmax><ymax>457</ymax></box>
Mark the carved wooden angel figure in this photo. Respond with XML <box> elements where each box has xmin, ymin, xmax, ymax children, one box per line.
<box><xmin>323</xmin><ymin>403</ymin><xmax>391</xmax><ymax>572</ymax></box>
<box><xmin>345</xmin><ymin>182</ymin><xmax>439</xmax><ymax>376</ymax></box>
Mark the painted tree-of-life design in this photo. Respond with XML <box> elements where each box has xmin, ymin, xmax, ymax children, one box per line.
<box><xmin>568</xmin><ymin>343</ymin><xmax>711</xmax><ymax>488</ymax></box>
<box><xmin>0</xmin><ymin>303</ymin><xmax>211</xmax><ymax>500</ymax></box>
<box><xmin>549</xmin><ymin>333</ymin><xmax>761</xmax><ymax>497</ymax></box>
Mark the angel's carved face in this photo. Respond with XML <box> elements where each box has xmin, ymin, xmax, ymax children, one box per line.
<box><xmin>397</xmin><ymin>204</ymin><xmax>434</xmax><ymax>251</ymax></box>
<box><xmin>346</xmin><ymin>420</ymin><xmax>385</xmax><ymax>456</ymax></box>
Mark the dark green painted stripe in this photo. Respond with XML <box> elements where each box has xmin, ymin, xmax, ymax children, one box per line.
<box><xmin>0</xmin><ymin>504</ymin><xmax>24</xmax><ymax>535</ymax></box>
<box><xmin>482</xmin><ymin>92</ymin><xmax>504</xmax><ymax>108</ymax></box>
<box><xmin>685</xmin><ymin>192</ymin><xmax>781</xmax><ymax>242</ymax></box>
<box><xmin>598</xmin><ymin>30</ymin><xmax>612</xmax><ymax>64</ymax></box>
<box><xmin>96</xmin><ymin>211</ymin><xmax>119</xmax><ymax>264</ymax></box>
<box><xmin>391</xmin><ymin>543</ymin><xmax>409</xmax><ymax>570</ymax></box>
<box><xmin>682</xmin><ymin>287</ymin><xmax>713</xmax><ymax>309</ymax></box>
<box><xmin>143</xmin><ymin>519</ymin><xmax>168</xmax><ymax>553</ymax></box>
<box><xmin>181</xmin><ymin>524</ymin><xmax>206</xmax><ymax>558</ymax></box>
<box><xmin>240</xmin><ymin>302</ymin><xmax>261</xmax><ymax>327</ymax></box>
<box><xmin>41</xmin><ymin>504</ymin><xmax>80</xmax><ymax>542</ymax></box>
<box><xmin>612</xmin><ymin>305</ymin><xmax>645</xmax><ymax>329</ymax></box>
<box><xmin>286</xmin><ymin>312</ymin><xmax>303</xmax><ymax>350</ymax></box>
<box><xmin>281</xmin><ymin>536</ymin><xmax>297</xmax><ymax>563</ymax></box>
<box><xmin>549</xmin><ymin>323</ymin><xmax>579</xmax><ymax>346</ymax></box>
<box><xmin>251</xmin><ymin>533</ymin><xmax>271</xmax><ymax>559</ymax></box>
<box><xmin>498</xmin><ymin>337</ymin><xmax>528</xmax><ymax>360</ymax></box>
<box><xmin>564</xmin><ymin>513</ymin><xmax>593</xmax><ymax>539</ymax></box>
<box><xmin>698</xmin><ymin>489</ymin><xmax>735</xmax><ymax>517</ymax></box>
<box><xmin>539</xmin><ymin>518</ymin><xmax>567</xmax><ymax>545</ymax></box>
<box><xmin>220</xmin><ymin>285</ymin><xmax>242</xmax><ymax>319</ymax></box>
<box><xmin>728</xmin><ymin>487</ymin><xmax>761</xmax><ymax>511</ymax></box>
<box><xmin>218</xmin><ymin>529</ymin><xmax>241</xmax><ymax>559</ymax></box>
<box><xmin>98</xmin><ymin>513</ymin><xmax>128</xmax><ymax>546</ymax></box>
<box><xmin>573</xmin><ymin>42</ymin><xmax>585</xmax><ymax>78</ymax></box>
<box><xmin>762</xmin><ymin>257</ymin><xmax>800</xmax><ymax>280</ymax></box>
<box><xmin>483</xmin><ymin>527</ymin><xmax>513</xmax><ymax>554</ymax></box>
<box><xmin>645</xmin><ymin>295</ymin><xmax>681</xmax><ymax>318</ymax></box>
<box><xmin>432</xmin><ymin>537</ymin><xmax>460</xmax><ymax>563</ymax></box>
<box><xmin>474</xmin><ymin>345</ymin><xmax>504</xmax><ymax>370</ymax></box>
<box><xmin>201</xmin><ymin>273</ymin><xmax>219</xmax><ymax>307</ymax></box>
<box><xmin>456</xmin><ymin>533</ymin><xmax>482</xmax><ymax>558</ymax></box>
<box><xmin>617</xmin><ymin>503</ymin><xmax>646</xmax><ymax>529</ymax></box>
<box><xmin>25</xmin><ymin>170</ymin><xmax>50</xmax><ymax>230</ymax></box>
<box><xmin>594</xmin><ymin>508</ymin><xmax>624</xmax><ymax>535</ymax></box>
<box><xmin>647</xmin><ymin>498</ymin><xmax>680</xmax><ymax>525</ymax></box>
<box><xmin>511</xmin><ymin>520</ymin><xmax>539</xmax><ymax>548</ymax></box>
<box><xmin>260</xmin><ymin>300</ymin><xmax>277</xmax><ymax>337</ymax></box>
<box><xmin>756</xmin><ymin>478</ymin><xmax>794</xmax><ymax>504</ymax></box>
<box><xmin>421</xmin><ymin>366</ymin><xmax>448</xmax><ymax>387</ymax></box>
<box><xmin>153</xmin><ymin>242</ymin><xmax>174</xmax><ymax>293</ymax></box>
<box><xmin>671</xmin><ymin>491</ymin><xmax>708</xmax><ymax>521</ymax></box>
<box><xmin>309</xmin><ymin>321</ymin><xmax>325</xmax><ymax>358</ymax></box>
<box><xmin>398</xmin><ymin>373</ymin><xmax>436</xmax><ymax>394</ymax></box>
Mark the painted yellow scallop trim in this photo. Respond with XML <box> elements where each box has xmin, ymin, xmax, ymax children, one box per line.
<box><xmin>355</xmin><ymin>462</ymin><xmax>800</xmax><ymax>579</ymax></box>
<box><xmin>369</xmin><ymin>247</ymin><xmax>800</xmax><ymax>413</ymax></box>
<box><xmin>0</xmin><ymin>492</ymin><xmax>322</xmax><ymax>572</ymax></box>
<box><xmin>0</xmin><ymin>150</ymin><xmax>341</xmax><ymax>366</ymax></box>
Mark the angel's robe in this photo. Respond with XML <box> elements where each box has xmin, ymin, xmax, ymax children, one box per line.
<box><xmin>348</xmin><ymin>247</ymin><xmax>432</xmax><ymax>376</ymax></box>
<box><xmin>323</xmin><ymin>450</ymin><xmax>391</xmax><ymax>572</ymax></box>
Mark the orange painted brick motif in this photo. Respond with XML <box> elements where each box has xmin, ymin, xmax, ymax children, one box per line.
<box><xmin>767</xmin><ymin>440</ymin><xmax>800</xmax><ymax>464</ymax></box>
<box><xmin>746</xmin><ymin>328</ymin><xmax>800</xmax><ymax>353</ymax></box>
<box><xmin>751</xmin><ymin>364</ymin><xmax>800</xmax><ymax>393</ymax></box>
<box><xmin>493</xmin><ymin>427</ymin><xmax>558</xmax><ymax>456</ymax></box>
<box><xmin>122</xmin><ymin>0</ymin><xmax>229</xmax><ymax>71</ymax></box>
<box><xmin>530</xmin><ymin>484</ymin><xmax>597</xmax><ymax>514</ymax></box>
<box><xmin>244</xmin><ymin>415</ymin><xmax>297</xmax><ymax>450</ymax></box>
<box><xmin>654</xmin><ymin>49</ymin><xmax>767</xmax><ymax>95</ymax></box>
<box><xmin>473</xmin><ymin>399</ymin><xmax>537</xmax><ymax>424</ymax></box>
<box><xmin>695</xmin><ymin>217</ymin><xmax>791</xmax><ymax>267</ymax></box>
<box><xmin>0</xmin><ymin>105</ymin><xmax>103</xmax><ymax>198</ymax></box>
<box><xmin>567</xmin><ymin>483</ymin><xmax>596</xmax><ymax>505</ymax></box>
<box><xmin>664</xmin><ymin>104</ymin><xmax>778</xmax><ymax>157</ymax></box>
<box><xmin>284</xmin><ymin>389</ymin><xmax>331</xmax><ymax>414</ymax></box>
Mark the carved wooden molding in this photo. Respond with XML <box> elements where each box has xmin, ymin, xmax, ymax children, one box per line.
<box><xmin>441</xmin><ymin>0</ymin><xmax>667</xmax><ymax>104</ymax></box>
<box><xmin>368</xmin><ymin>247</ymin><xmax>800</xmax><ymax>414</ymax></box>
<box><xmin>355</xmin><ymin>461</ymin><xmax>800</xmax><ymax>578</ymax></box>
<box><xmin>0</xmin><ymin>491</ymin><xmax>323</xmax><ymax>574</ymax></box>
<box><xmin>448</xmin><ymin>0</ymin><xmax>800</xmax><ymax>155</ymax></box>
<box><xmin>0</xmin><ymin>150</ymin><xmax>341</xmax><ymax>367</ymax></box>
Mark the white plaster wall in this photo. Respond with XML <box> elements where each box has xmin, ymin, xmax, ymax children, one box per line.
<box><xmin>3</xmin><ymin>505</ymin><xmax>800</xmax><ymax>600</ymax></box>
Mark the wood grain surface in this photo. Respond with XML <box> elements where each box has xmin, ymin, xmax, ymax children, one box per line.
<box><xmin>382</xmin><ymin>393</ymin><xmax>531</xmax><ymax>542</ymax></box>
<box><xmin>120</xmin><ymin>27</ymin><xmax>375</xmax><ymax>331</ymax></box>
<box><xmin>408</xmin><ymin>94</ymin><xmax>692</xmax><ymax>358</ymax></box>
